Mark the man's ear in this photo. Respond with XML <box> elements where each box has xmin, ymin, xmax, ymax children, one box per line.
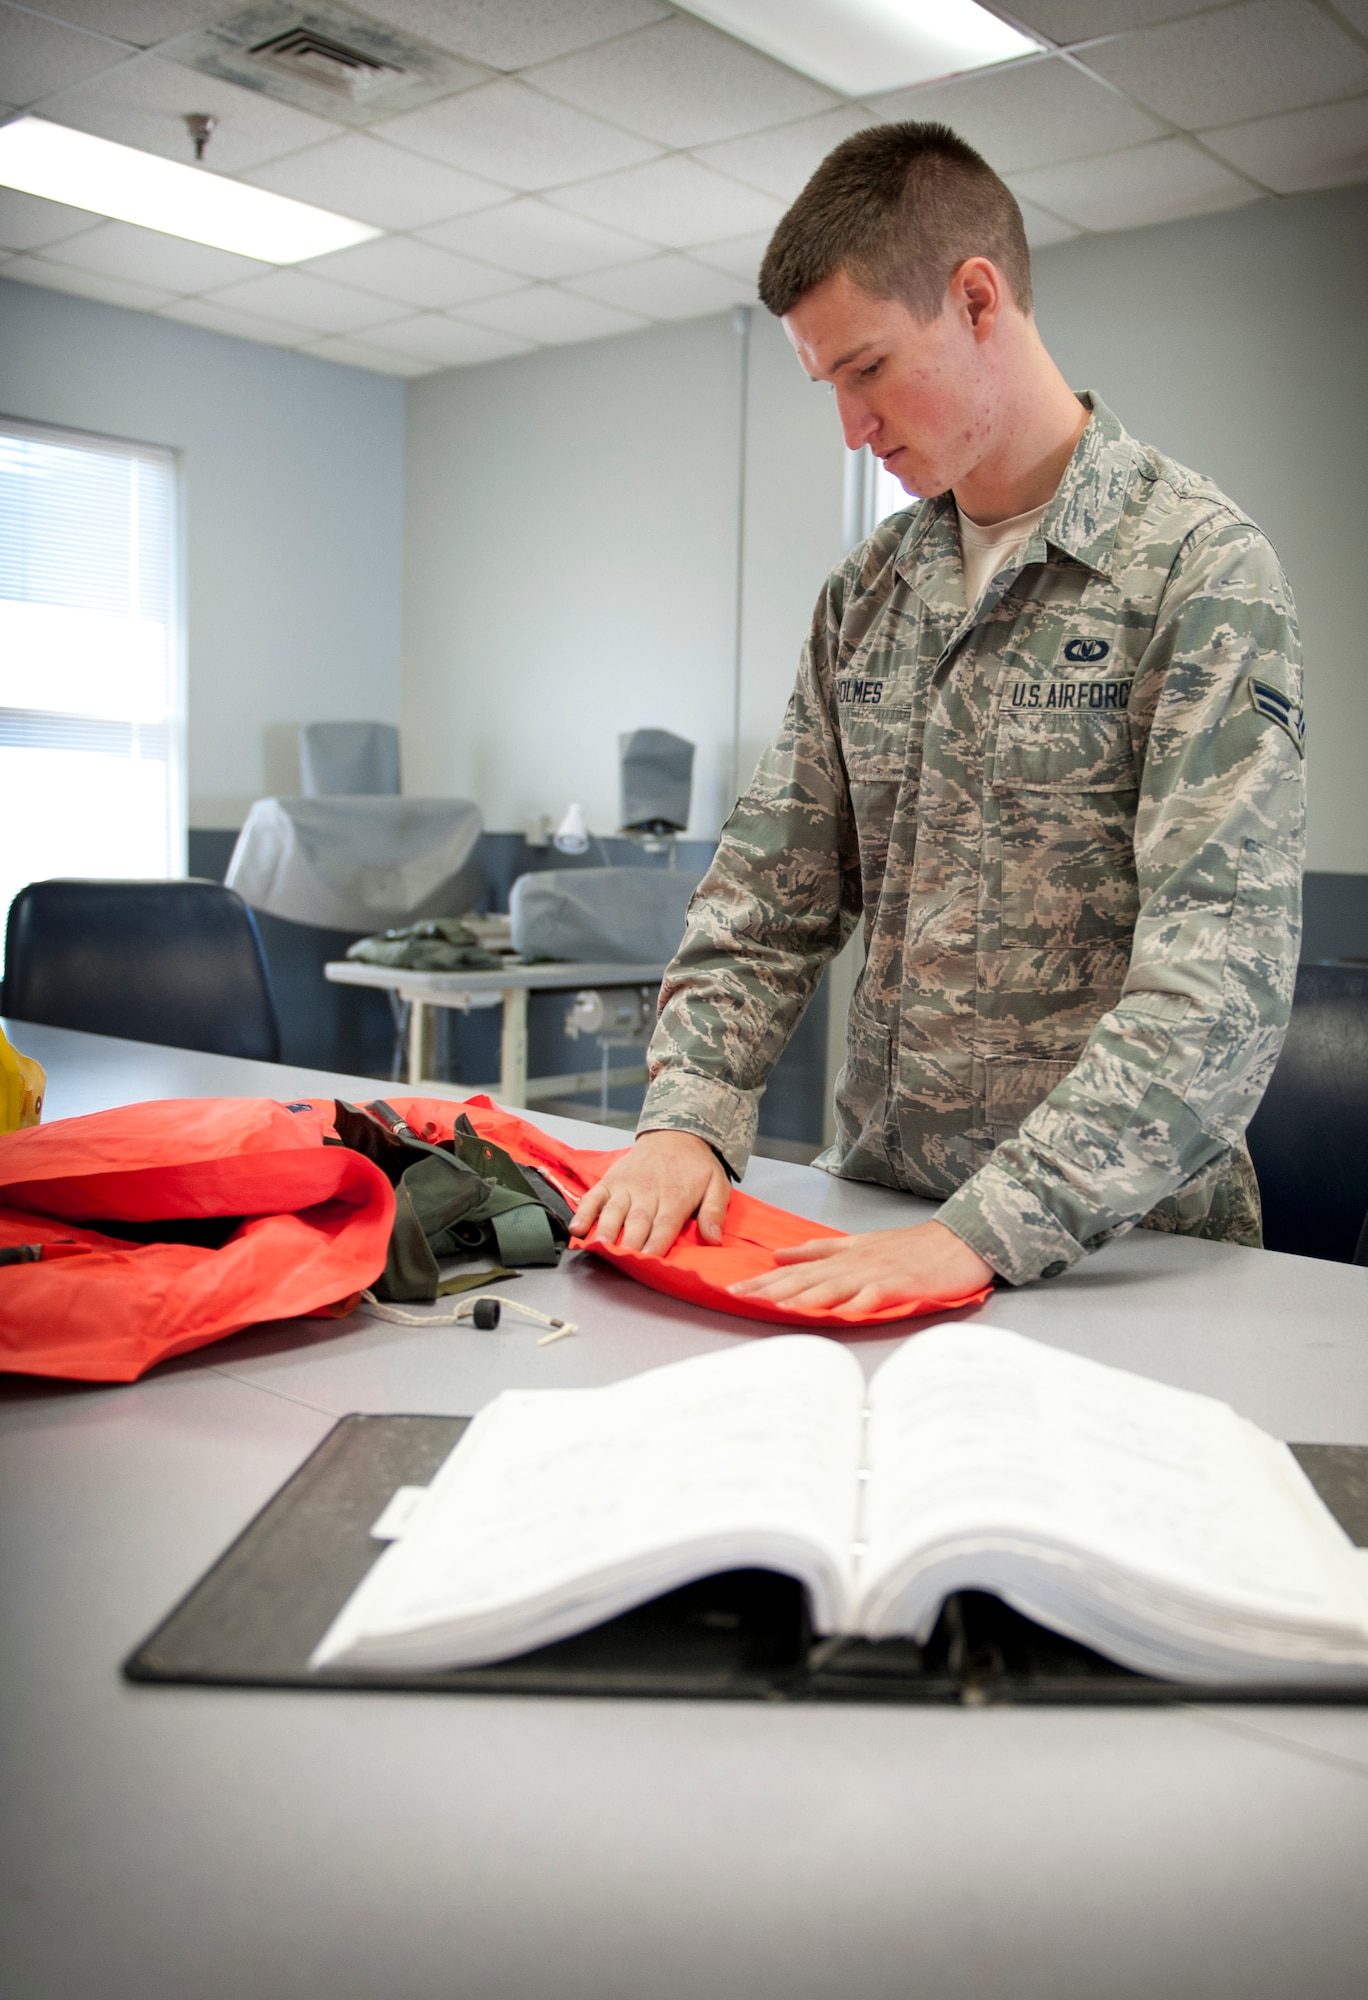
<box><xmin>951</xmin><ymin>258</ymin><xmax>1004</xmax><ymax>343</ymax></box>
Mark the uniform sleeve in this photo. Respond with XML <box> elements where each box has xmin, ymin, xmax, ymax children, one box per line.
<box><xmin>636</xmin><ymin>577</ymin><xmax>865</xmax><ymax>1177</ymax></box>
<box><xmin>938</xmin><ymin>518</ymin><xmax>1305</xmax><ymax>1284</ymax></box>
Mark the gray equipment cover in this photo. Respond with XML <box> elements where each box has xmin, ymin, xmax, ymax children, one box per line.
<box><xmin>226</xmin><ymin>797</ymin><xmax>484</xmax><ymax>933</ymax></box>
<box><xmin>299</xmin><ymin>721</ymin><xmax>400</xmax><ymax>797</ymax></box>
<box><xmin>620</xmin><ymin>729</ymin><xmax>694</xmax><ymax>832</ymax></box>
<box><xmin>510</xmin><ymin>867</ymin><xmax>701</xmax><ymax>964</ymax></box>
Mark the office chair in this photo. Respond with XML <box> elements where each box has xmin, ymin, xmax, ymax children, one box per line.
<box><xmin>1245</xmin><ymin>961</ymin><xmax>1368</xmax><ymax>1264</ymax></box>
<box><xmin>2</xmin><ymin>879</ymin><xmax>282</xmax><ymax>1063</ymax></box>
<box><xmin>298</xmin><ymin>721</ymin><xmax>400</xmax><ymax>797</ymax></box>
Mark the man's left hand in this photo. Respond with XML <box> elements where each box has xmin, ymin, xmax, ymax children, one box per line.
<box><xmin>728</xmin><ymin>1218</ymin><xmax>995</xmax><ymax>1315</ymax></box>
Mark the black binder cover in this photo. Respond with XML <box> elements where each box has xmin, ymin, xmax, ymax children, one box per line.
<box><xmin>124</xmin><ymin>1415</ymin><xmax>1368</xmax><ymax>1706</ymax></box>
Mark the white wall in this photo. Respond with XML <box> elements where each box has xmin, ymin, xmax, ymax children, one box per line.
<box><xmin>404</xmin><ymin>182</ymin><xmax>1365</xmax><ymax>873</ymax></box>
<box><xmin>5</xmin><ymin>179</ymin><xmax>1358</xmax><ymax>866</ymax></box>
<box><xmin>403</xmin><ymin>305</ymin><xmax>845</xmax><ymax>840</ymax></box>
<box><xmin>0</xmin><ymin>276</ymin><xmax>404</xmax><ymax>831</ymax></box>
<box><xmin>1031</xmin><ymin>182</ymin><xmax>1368</xmax><ymax>875</ymax></box>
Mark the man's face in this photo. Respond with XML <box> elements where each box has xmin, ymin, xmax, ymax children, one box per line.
<box><xmin>782</xmin><ymin>266</ymin><xmax>995</xmax><ymax>501</ymax></box>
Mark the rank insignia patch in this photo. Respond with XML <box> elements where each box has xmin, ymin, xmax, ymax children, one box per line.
<box><xmin>1248</xmin><ymin>677</ymin><xmax>1305</xmax><ymax>756</ymax></box>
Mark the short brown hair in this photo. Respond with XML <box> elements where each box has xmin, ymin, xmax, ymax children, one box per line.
<box><xmin>758</xmin><ymin>121</ymin><xmax>1032</xmax><ymax>321</ymax></box>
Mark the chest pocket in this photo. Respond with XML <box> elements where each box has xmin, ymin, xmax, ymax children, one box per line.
<box><xmin>839</xmin><ymin>699</ymin><xmax>912</xmax><ymax>907</ymax></box>
<box><xmin>991</xmin><ymin>694</ymin><xmax>1139</xmax><ymax>951</ymax></box>
<box><xmin>993</xmin><ymin>694</ymin><xmax>1136</xmax><ymax>791</ymax></box>
<box><xmin>841</xmin><ymin>705</ymin><xmax>910</xmax><ymax>784</ymax></box>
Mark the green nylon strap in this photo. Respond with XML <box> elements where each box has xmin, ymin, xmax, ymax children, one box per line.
<box><xmin>347</xmin><ymin>1099</ymin><xmax>568</xmax><ymax>1301</ymax></box>
<box><xmin>381</xmin><ymin>1182</ymin><xmax>441</xmax><ymax>1303</ymax></box>
<box><xmin>435</xmin><ymin>1265</ymin><xmax>517</xmax><ymax>1297</ymax></box>
<box><xmin>489</xmin><ymin>1202</ymin><xmax>560</xmax><ymax>1268</ymax></box>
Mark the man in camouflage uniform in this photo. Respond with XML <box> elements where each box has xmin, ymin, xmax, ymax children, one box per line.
<box><xmin>571</xmin><ymin>123</ymin><xmax>1304</xmax><ymax>1312</ymax></box>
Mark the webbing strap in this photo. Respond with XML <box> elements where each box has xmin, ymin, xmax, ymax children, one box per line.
<box><xmin>434</xmin><ymin>1264</ymin><xmax>516</xmax><ymax>1297</ymax></box>
<box><xmin>490</xmin><ymin>1203</ymin><xmax>560</xmax><ymax>1268</ymax></box>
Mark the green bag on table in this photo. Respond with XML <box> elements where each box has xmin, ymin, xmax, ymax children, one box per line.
<box><xmin>330</xmin><ymin>1100</ymin><xmax>574</xmax><ymax>1304</ymax></box>
<box><xmin>345</xmin><ymin>919</ymin><xmax>502</xmax><ymax>973</ymax></box>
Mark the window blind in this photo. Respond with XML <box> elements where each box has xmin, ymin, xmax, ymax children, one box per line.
<box><xmin>0</xmin><ymin>417</ymin><xmax>184</xmax><ymax>967</ymax></box>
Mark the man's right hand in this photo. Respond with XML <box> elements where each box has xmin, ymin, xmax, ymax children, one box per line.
<box><xmin>569</xmin><ymin>1129</ymin><xmax>731</xmax><ymax>1257</ymax></box>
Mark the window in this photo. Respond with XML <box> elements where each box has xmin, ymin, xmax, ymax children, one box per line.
<box><xmin>871</xmin><ymin>452</ymin><xmax>914</xmax><ymax>524</ymax></box>
<box><xmin>0</xmin><ymin>417</ymin><xmax>184</xmax><ymax>967</ymax></box>
<box><xmin>843</xmin><ymin>443</ymin><xmax>919</xmax><ymax>548</ymax></box>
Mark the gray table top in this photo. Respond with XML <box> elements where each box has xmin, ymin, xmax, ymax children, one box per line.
<box><xmin>324</xmin><ymin>958</ymin><xmax>668</xmax><ymax>994</ymax></box>
<box><xmin>3</xmin><ymin>1020</ymin><xmax>1367</xmax><ymax>2000</ymax></box>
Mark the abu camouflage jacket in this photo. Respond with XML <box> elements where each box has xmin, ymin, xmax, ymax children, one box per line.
<box><xmin>640</xmin><ymin>396</ymin><xmax>1306</xmax><ymax>1285</ymax></box>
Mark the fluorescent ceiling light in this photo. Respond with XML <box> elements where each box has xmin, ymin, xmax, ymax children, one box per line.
<box><xmin>0</xmin><ymin>117</ymin><xmax>379</xmax><ymax>263</ymax></box>
<box><xmin>680</xmin><ymin>0</ymin><xmax>1040</xmax><ymax>98</ymax></box>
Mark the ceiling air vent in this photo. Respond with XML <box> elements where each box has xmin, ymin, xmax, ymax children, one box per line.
<box><xmin>163</xmin><ymin>2</ymin><xmax>486</xmax><ymax>127</ymax></box>
<box><xmin>248</xmin><ymin>27</ymin><xmax>404</xmax><ymax>99</ymax></box>
<box><xmin>248</xmin><ymin>27</ymin><xmax>403</xmax><ymax>100</ymax></box>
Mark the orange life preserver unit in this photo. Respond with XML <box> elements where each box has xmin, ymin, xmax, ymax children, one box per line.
<box><xmin>0</xmin><ymin>1094</ymin><xmax>991</xmax><ymax>1382</ymax></box>
<box><xmin>386</xmin><ymin>1095</ymin><xmax>993</xmax><ymax>1334</ymax></box>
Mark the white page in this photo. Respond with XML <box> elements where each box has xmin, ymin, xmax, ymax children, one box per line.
<box><xmin>312</xmin><ymin>1335</ymin><xmax>865</xmax><ymax>1671</ymax></box>
<box><xmin>856</xmin><ymin>1325</ymin><xmax>1368</xmax><ymax>1667</ymax></box>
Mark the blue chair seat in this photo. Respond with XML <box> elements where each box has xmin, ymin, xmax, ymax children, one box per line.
<box><xmin>2</xmin><ymin>879</ymin><xmax>281</xmax><ymax>1064</ymax></box>
<box><xmin>1246</xmin><ymin>961</ymin><xmax>1368</xmax><ymax>1265</ymax></box>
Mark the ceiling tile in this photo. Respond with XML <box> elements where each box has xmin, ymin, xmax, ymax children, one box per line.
<box><xmin>299</xmin><ymin>334</ymin><xmax>432</xmax><ymax>376</ymax></box>
<box><xmin>243</xmin><ymin>133</ymin><xmax>505</xmax><ymax>231</ymax></box>
<box><xmin>357</xmin><ymin>312</ymin><xmax>533</xmax><ymax>364</ymax></box>
<box><xmin>688</xmin><ymin>226</ymin><xmax>771</xmax><ymax>282</ymax></box>
<box><xmin>156</xmin><ymin>8</ymin><xmax>486</xmax><ymax>133</ymax></box>
<box><xmin>40</xmin><ymin>218</ymin><xmax>270</xmax><ymax>292</ymax></box>
<box><xmin>373</xmin><ymin>78</ymin><xmax>660</xmax><ymax>190</ymax></box>
<box><xmin>0</xmin><ymin>252</ymin><xmax>175</xmax><ymax>310</ymax></box>
<box><xmin>551</xmin><ymin>154</ymin><xmax>785</xmax><ymax>246</ymax></box>
<box><xmin>1080</xmin><ymin>0</ymin><xmax>1368</xmax><ymax>130</ymax></box>
<box><xmin>866</xmin><ymin>56</ymin><xmax>1165</xmax><ymax>174</ymax></box>
<box><xmin>204</xmin><ymin>268</ymin><xmax>404</xmax><ymax>333</ymax></box>
<box><xmin>694</xmin><ymin>106</ymin><xmax>883</xmax><ymax>203</ymax></box>
<box><xmin>417</xmin><ymin>196</ymin><xmax>650</xmax><ymax>278</ymax></box>
<box><xmin>157</xmin><ymin>295</ymin><xmax>309</xmax><ymax>344</ymax></box>
<box><xmin>24</xmin><ymin>3</ymin><xmax>235</xmax><ymax>48</ymax></box>
<box><xmin>39</xmin><ymin>52</ymin><xmax>340</xmax><ymax>173</ymax></box>
<box><xmin>352</xmin><ymin>0</ymin><xmax>670</xmax><ymax>72</ymax></box>
<box><xmin>0</xmin><ymin>4</ymin><xmax>130</xmax><ymax>105</ymax></box>
<box><xmin>1014</xmin><ymin>194</ymin><xmax>1082</xmax><ymax>247</ymax></box>
<box><xmin>527</xmin><ymin>16</ymin><xmax>836</xmax><ymax>148</ymax></box>
<box><xmin>299</xmin><ymin>232</ymin><xmax>519</xmax><ymax>307</ymax></box>
<box><xmin>460</xmin><ymin>283</ymin><xmax>646</xmax><ymax>343</ymax></box>
<box><xmin>0</xmin><ymin>187</ymin><xmax>104</xmax><ymax>253</ymax></box>
<box><xmin>1000</xmin><ymin>1</ymin><xmax>1225</xmax><ymax>42</ymax></box>
<box><xmin>569</xmin><ymin>251</ymin><xmax>753</xmax><ymax>317</ymax></box>
<box><xmin>1200</xmin><ymin>95</ymin><xmax>1368</xmax><ymax>194</ymax></box>
<box><xmin>1009</xmin><ymin>137</ymin><xmax>1261</xmax><ymax>231</ymax></box>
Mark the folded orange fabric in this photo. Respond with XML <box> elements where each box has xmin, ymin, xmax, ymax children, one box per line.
<box><xmin>387</xmin><ymin>1096</ymin><xmax>993</xmax><ymax>1330</ymax></box>
<box><xmin>0</xmin><ymin>1097</ymin><xmax>394</xmax><ymax>1381</ymax></box>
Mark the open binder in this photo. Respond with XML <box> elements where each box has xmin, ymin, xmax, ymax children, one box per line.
<box><xmin>125</xmin><ymin>1413</ymin><xmax>1368</xmax><ymax>1705</ymax></box>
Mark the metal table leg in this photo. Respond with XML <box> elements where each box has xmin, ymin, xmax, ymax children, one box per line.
<box><xmin>407</xmin><ymin>997</ymin><xmax>430</xmax><ymax>1087</ymax></box>
<box><xmin>499</xmin><ymin>987</ymin><xmax>528</xmax><ymax>1108</ymax></box>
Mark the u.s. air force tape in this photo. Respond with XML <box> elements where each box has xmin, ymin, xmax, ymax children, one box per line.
<box><xmin>1248</xmin><ymin>677</ymin><xmax>1305</xmax><ymax>756</ymax></box>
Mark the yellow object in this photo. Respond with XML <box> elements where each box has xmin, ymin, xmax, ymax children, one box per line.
<box><xmin>0</xmin><ymin>1024</ymin><xmax>45</xmax><ymax>1130</ymax></box>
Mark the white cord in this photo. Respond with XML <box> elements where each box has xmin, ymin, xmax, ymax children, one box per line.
<box><xmin>359</xmin><ymin>1290</ymin><xmax>578</xmax><ymax>1343</ymax></box>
